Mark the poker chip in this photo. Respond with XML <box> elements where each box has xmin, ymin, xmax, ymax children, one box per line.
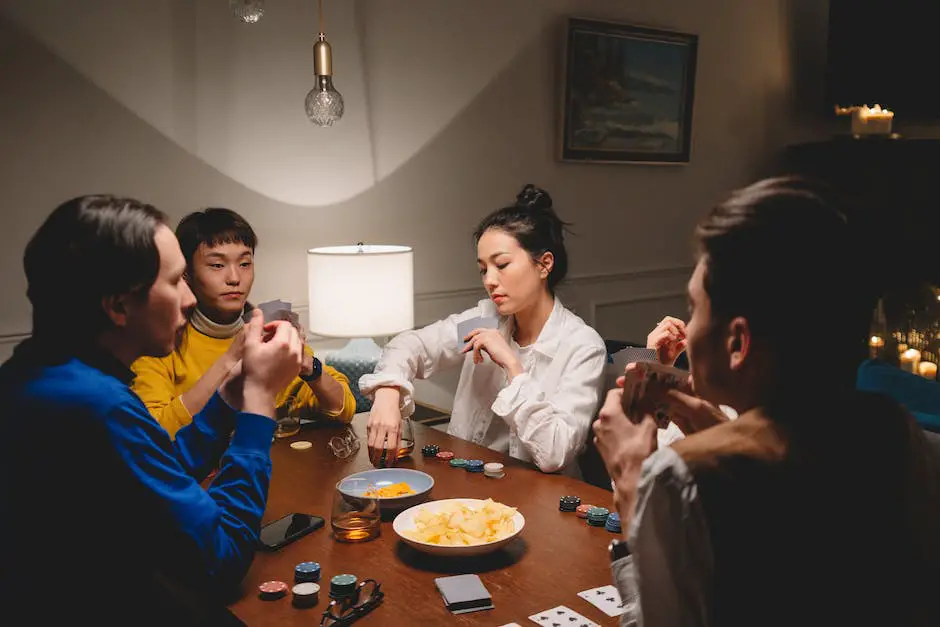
<box><xmin>449</xmin><ymin>458</ymin><xmax>468</xmax><ymax>468</ymax></box>
<box><xmin>291</xmin><ymin>582</ymin><xmax>320</xmax><ymax>608</ymax></box>
<box><xmin>483</xmin><ymin>462</ymin><xmax>504</xmax><ymax>478</ymax></box>
<box><xmin>421</xmin><ymin>444</ymin><xmax>441</xmax><ymax>457</ymax></box>
<box><xmin>465</xmin><ymin>459</ymin><xmax>485</xmax><ymax>473</ymax></box>
<box><xmin>587</xmin><ymin>506</ymin><xmax>610</xmax><ymax>527</ymax></box>
<box><xmin>559</xmin><ymin>495</ymin><xmax>581</xmax><ymax>512</ymax></box>
<box><xmin>436</xmin><ymin>451</ymin><xmax>455</xmax><ymax>461</ymax></box>
<box><xmin>290</xmin><ymin>440</ymin><xmax>313</xmax><ymax>451</ymax></box>
<box><xmin>575</xmin><ymin>503</ymin><xmax>593</xmax><ymax>518</ymax></box>
<box><xmin>294</xmin><ymin>561</ymin><xmax>321</xmax><ymax>583</ymax></box>
<box><xmin>605</xmin><ymin>512</ymin><xmax>622</xmax><ymax>533</ymax></box>
<box><xmin>258</xmin><ymin>580</ymin><xmax>289</xmax><ymax>601</ymax></box>
<box><xmin>329</xmin><ymin>574</ymin><xmax>358</xmax><ymax>599</ymax></box>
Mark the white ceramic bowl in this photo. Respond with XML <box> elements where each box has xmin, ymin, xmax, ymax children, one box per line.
<box><xmin>392</xmin><ymin>498</ymin><xmax>525</xmax><ymax>557</ymax></box>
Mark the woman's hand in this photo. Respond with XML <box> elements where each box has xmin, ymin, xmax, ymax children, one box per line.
<box><xmin>461</xmin><ymin>328</ymin><xmax>523</xmax><ymax>379</ymax></box>
<box><xmin>647</xmin><ymin>316</ymin><xmax>687</xmax><ymax>365</ymax></box>
<box><xmin>366</xmin><ymin>387</ymin><xmax>402</xmax><ymax>468</ymax></box>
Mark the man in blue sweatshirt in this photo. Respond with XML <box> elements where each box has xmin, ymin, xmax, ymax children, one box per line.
<box><xmin>0</xmin><ymin>195</ymin><xmax>303</xmax><ymax>626</ymax></box>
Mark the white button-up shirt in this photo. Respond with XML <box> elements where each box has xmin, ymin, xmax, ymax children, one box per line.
<box><xmin>360</xmin><ymin>297</ymin><xmax>607</xmax><ymax>474</ymax></box>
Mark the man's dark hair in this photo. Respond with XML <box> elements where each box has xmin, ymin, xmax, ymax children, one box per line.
<box><xmin>175</xmin><ymin>208</ymin><xmax>257</xmax><ymax>270</ymax></box>
<box><xmin>24</xmin><ymin>195</ymin><xmax>167</xmax><ymax>343</ymax></box>
<box><xmin>693</xmin><ymin>175</ymin><xmax>873</xmax><ymax>388</ymax></box>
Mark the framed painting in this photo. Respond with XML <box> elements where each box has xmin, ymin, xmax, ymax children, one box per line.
<box><xmin>560</xmin><ymin>18</ymin><xmax>698</xmax><ymax>164</ymax></box>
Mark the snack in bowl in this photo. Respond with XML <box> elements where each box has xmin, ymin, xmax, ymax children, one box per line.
<box><xmin>364</xmin><ymin>482</ymin><xmax>416</xmax><ymax>498</ymax></box>
<box><xmin>404</xmin><ymin>498</ymin><xmax>516</xmax><ymax>546</ymax></box>
<box><xmin>393</xmin><ymin>498</ymin><xmax>525</xmax><ymax>556</ymax></box>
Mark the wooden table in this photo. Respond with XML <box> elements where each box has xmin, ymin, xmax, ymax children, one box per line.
<box><xmin>228</xmin><ymin>414</ymin><xmax>620</xmax><ymax>626</ymax></box>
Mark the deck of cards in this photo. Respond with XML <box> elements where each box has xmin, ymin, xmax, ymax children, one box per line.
<box><xmin>251</xmin><ymin>299</ymin><xmax>301</xmax><ymax>329</ymax></box>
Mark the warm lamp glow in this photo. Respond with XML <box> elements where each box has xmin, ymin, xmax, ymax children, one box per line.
<box><xmin>306</xmin><ymin>244</ymin><xmax>414</xmax><ymax>337</ymax></box>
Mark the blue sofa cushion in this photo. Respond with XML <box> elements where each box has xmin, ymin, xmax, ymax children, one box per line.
<box><xmin>857</xmin><ymin>359</ymin><xmax>940</xmax><ymax>432</ymax></box>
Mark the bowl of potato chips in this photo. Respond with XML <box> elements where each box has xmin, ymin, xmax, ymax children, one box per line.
<box><xmin>392</xmin><ymin>498</ymin><xmax>524</xmax><ymax>556</ymax></box>
<box><xmin>338</xmin><ymin>468</ymin><xmax>434</xmax><ymax>513</ymax></box>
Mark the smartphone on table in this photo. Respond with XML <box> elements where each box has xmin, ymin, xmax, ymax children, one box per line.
<box><xmin>257</xmin><ymin>513</ymin><xmax>325</xmax><ymax>551</ymax></box>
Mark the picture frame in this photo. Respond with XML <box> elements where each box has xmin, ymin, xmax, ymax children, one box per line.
<box><xmin>559</xmin><ymin>17</ymin><xmax>698</xmax><ymax>164</ymax></box>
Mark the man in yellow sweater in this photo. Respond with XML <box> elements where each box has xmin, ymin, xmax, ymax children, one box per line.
<box><xmin>132</xmin><ymin>208</ymin><xmax>356</xmax><ymax>437</ymax></box>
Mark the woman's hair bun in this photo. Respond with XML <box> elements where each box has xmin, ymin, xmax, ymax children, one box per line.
<box><xmin>515</xmin><ymin>184</ymin><xmax>553</xmax><ymax>212</ymax></box>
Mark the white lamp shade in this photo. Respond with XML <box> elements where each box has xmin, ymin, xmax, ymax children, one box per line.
<box><xmin>307</xmin><ymin>244</ymin><xmax>414</xmax><ymax>337</ymax></box>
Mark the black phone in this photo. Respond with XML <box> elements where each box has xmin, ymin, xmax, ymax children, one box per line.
<box><xmin>258</xmin><ymin>513</ymin><xmax>325</xmax><ymax>551</ymax></box>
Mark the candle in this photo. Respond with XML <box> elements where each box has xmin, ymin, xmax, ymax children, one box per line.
<box><xmin>869</xmin><ymin>335</ymin><xmax>885</xmax><ymax>359</ymax></box>
<box><xmin>898</xmin><ymin>343</ymin><xmax>908</xmax><ymax>354</ymax></box>
<box><xmin>900</xmin><ymin>348</ymin><xmax>921</xmax><ymax>374</ymax></box>
<box><xmin>918</xmin><ymin>361</ymin><xmax>937</xmax><ymax>380</ymax></box>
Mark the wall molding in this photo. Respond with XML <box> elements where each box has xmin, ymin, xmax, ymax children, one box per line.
<box><xmin>0</xmin><ymin>265</ymin><xmax>693</xmax><ymax>347</ymax></box>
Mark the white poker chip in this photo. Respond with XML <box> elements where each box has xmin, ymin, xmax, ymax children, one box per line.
<box><xmin>290</xmin><ymin>440</ymin><xmax>313</xmax><ymax>450</ymax></box>
<box><xmin>483</xmin><ymin>462</ymin><xmax>504</xmax><ymax>473</ymax></box>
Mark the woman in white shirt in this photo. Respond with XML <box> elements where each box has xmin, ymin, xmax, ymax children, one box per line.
<box><xmin>360</xmin><ymin>184</ymin><xmax>607</xmax><ymax>474</ymax></box>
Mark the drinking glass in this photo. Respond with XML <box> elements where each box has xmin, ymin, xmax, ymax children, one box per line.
<box><xmin>396</xmin><ymin>416</ymin><xmax>415</xmax><ymax>460</ymax></box>
<box><xmin>331</xmin><ymin>478</ymin><xmax>380</xmax><ymax>543</ymax></box>
<box><xmin>328</xmin><ymin>428</ymin><xmax>361</xmax><ymax>459</ymax></box>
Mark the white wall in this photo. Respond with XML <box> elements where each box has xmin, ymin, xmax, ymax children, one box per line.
<box><xmin>0</xmin><ymin>0</ymin><xmax>798</xmax><ymax>408</ymax></box>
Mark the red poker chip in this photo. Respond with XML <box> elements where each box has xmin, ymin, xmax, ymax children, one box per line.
<box><xmin>259</xmin><ymin>580</ymin><xmax>289</xmax><ymax>600</ymax></box>
<box><xmin>575</xmin><ymin>504</ymin><xmax>593</xmax><ymax>518</ymax></box>
<box><xmin>436</xmin><ymin>451</ymin><xmax>455</xmax><ymax>460</ymax></box>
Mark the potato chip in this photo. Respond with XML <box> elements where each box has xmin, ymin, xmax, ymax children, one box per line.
<box><xmin>402</xmin><ymin>498</ymin><xmax>517</xmax><ymax>546</ymax></box>
<box><xmin>364</xmin><ymin>482</ymin><xmax>416</xmax><ymax>498</ymax></box>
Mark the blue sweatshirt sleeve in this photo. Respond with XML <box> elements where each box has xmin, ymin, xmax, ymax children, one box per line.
<box><xmin>104</xmin><ymin>394</ymin><xmax>274</xmax><ymax>589</ymax></box>
<box><xmin>172</xmin><ymin>392</ymin><xmax>239</xmax><ymax>481</ymax></box>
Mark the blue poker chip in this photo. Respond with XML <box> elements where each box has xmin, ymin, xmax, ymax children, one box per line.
<box><xmin>295</xmin><ymin>561</ymin><xmax>321</xmax><ymax>583</ymax></box>
<box><xmin>465</xmin><ymin>460</ymin><xmax>484</xmax><ymax>472</ymax></box>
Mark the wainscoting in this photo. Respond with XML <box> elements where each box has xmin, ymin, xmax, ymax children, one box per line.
<box><xmin>0</xmin><ymin>265</ymin><xmax>692</xmax><ymax>409</ymax></box>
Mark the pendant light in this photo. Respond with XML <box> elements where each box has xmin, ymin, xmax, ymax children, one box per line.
<box><xmin>304</xmin><ymin>0</ymin><xmax>344</xmax><ymax>126</ymax></box>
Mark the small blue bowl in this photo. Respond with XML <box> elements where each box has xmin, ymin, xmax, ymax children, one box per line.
<box><xmin>337</xmin><ymin>468</ymin><xmax>434</xmax><ymax>513</ymax></box>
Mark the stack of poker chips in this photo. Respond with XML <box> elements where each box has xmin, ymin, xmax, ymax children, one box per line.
<box><xmin>575</xmin><ymin>503</ymin><xmax>593</xmax><ymax>519</ymax></box>
<box><xmin>586</xmin><ymin>506</ymin><xmax>610</xmax><ymax>527</ymax></box>
<box><xmin>329</xmin><ymin>574</ymin><xmax>358</xmax><ymax>600</ymax></box>
<box><xmin>421</xmin><ymin>443</ymin><xmax>440</xmax><ymax>457</ymax></box>
<box><xmin>291</xmin><ymin>582</ymin><xmax>320</xmax><ymax>608</ymax></box>
<box><xmin>258</xmin><ymin>580</ymin><xmax>289</xmax><ymax>601</ymax></box>
<box><xmin>465</xmin><ymin>459</ymin><xmax>484</xmax><ymax>473</ymax></box>
<box><xmin>449</xmin><ymin>458</ymin><xmax>468</xmax><ymax>469</ymax></box>
<box><xmin>436</xmin><ymin>451</ymin><xmax>455</xmax><ymax>462</ymax></box>
<box><xmin>559</xmin><ymin>495</ymin><xmax>581</xmax><ymax>512</ymax></box>
<box><xmin>605</xmin><ymin>511</ymin><xmax>622</xmax><ymax>534</ymax></box>
<box><xmin>294</xmin><ymin>561</ymin><xmax>321</xmax><ymax>583</ymax></box>
<box><xmin>483</xmin><ymin>462</ymin><xmax>504</xmax><ymax>479</ymax></box>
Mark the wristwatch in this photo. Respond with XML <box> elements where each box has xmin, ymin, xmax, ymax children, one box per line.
<box><xmin>300</xmin><ymin>356</ymin><xmax>323</xmax><ymax>383</ymax></box>
<box><xmin>608</xmin><ymin>538</ymin><xmax>631</xmax><ymax>562</ymax></box>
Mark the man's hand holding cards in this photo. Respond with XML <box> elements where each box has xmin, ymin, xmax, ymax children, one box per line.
<box><xmin>620</xmin><ymin>362</ymin><xmax>691</xmax><ymax>428</ymax></box>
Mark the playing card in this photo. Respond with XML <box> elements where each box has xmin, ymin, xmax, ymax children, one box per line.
<box><xmin>610</xmin><ymin>346</ymin><xmax>658</xmax><ymax>372</ymax></box>
<box><xmin>577</xmin><ymin>584</ymin><xmax>627</xmax><ymax>617</ymax></box>
<box><xmin>457</xmin><ymin>316</ymin><xmax>499</xmax><ymax>348</ymax></box>
<box><xmin>621</xmin><ymin>362</ymin><xmax>691</xmax><ymax>427</ymax></box>
<box><xmin>528</xmin><ymin>605</ymin><xmax>599</xmax><ymax>627</ymax></box>
<box><xmin>498</xmin><ymin>624</ymin><xmax>523</xmax><ymax>627</ymax></box>
<box><xmin>257</xmin><ymin>299</ymin><xmax>291</xmax><ymax>319</ymax></box>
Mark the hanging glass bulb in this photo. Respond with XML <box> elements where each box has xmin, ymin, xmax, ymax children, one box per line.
<box><xmin>230</xmin><ymin>0</ymin><xmax>265</xmax><ymax>24</ymax></box>
<box><xmin>305</xmin><ymin>34</ymin><xmax>344</xmax><ymax>126</ymax></box>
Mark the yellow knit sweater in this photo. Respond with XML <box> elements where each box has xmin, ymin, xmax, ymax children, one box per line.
<box><xmin>131</xmin><ymin>324</ymin><xmax>356</xmax><ymax>437</ymax></box>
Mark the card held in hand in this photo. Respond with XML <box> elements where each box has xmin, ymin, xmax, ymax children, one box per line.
<box><xmin>434</xmin><ymin>574</ymin><xmax>494</xmax><ymax>615</ymax></box>
<box><xmin>456</xmin><ymin>316</ymin><xmax>499</xmax><ymax>349</ymax></box>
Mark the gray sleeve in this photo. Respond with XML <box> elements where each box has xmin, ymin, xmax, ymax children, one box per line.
<box><xmin>614</xmin><ymin>447</ymin><xmax>713</xmax><ymax>627</ymax></box>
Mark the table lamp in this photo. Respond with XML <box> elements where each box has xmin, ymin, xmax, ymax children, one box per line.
<box><xmin>307</xmin><ymin>243</ymin><xmax>414</xmax><ymax>412</ymax></box>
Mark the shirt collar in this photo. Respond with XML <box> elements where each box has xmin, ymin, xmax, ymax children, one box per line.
<box><xmin>483</xmin><ymin>296</ymin><xmax>566</xmax><ymax>359</ymax></box>
<box><xmin>13</xmin><ymin>337</ymin><xmax>135</xmax><ymax>385</ymax></box>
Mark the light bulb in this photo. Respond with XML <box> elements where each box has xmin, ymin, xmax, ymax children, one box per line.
<box><xmin>305</xmin><ymin>34</ymin><xmax>344</xmax><ymax>126</ymax></box>
<box><xmin>230</xmin><ymin>0</ymin><xmax>264</xmax><ymax>24</ymax></box>
<box><xmin>305</xmin><ymin>76</ymin><xmax>344</xmax><ymax>126</ymax></box>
